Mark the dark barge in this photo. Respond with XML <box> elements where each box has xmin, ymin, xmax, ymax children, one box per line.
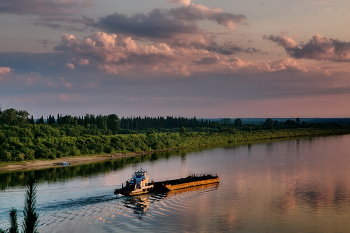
<box><xmin>153</xmin><ymin>174</ymin><xmax>219</xmax><ymax>191</ymax></box>
<box><xmin>114</xmin><ymin>168</ymin><xmax>219</xmax><ymax>196</ymax></box>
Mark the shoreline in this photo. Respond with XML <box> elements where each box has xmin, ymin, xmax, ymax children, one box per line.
<box><xmin>1</xmin><ymin>130</ymin><xmax>349</xmax><ymax>172</ymax></box>
<box><xmin>0</xmin><ymin>151</ymin><xmax>154</xmax><ymax>172</ymax></box>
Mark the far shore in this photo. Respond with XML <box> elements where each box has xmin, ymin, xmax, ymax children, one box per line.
<box><xmin>2</xmin><ymin>130</ymin><xmax>349</xmax><ymax>173</ymax></box>
<box><xmin>0</xmin><ymin>151</ymin><xmax>157</xmax><ymax>172</ymax></box>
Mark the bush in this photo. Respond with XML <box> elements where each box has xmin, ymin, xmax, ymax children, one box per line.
<box><xmin>0</xmin><ymin>147</ymin><xmax>11</xmax><ymax>161</ymax></box>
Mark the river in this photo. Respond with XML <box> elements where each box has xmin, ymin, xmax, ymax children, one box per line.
<box><xmin>1</xmin><ymin>134</ymin><xmax>350</xmax><ymax>232</ymax></box>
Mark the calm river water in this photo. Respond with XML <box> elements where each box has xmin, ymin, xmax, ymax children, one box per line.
<box><xmin>1</xmin><ymin>134</ymin><xmax>350</xmax><ymax>232</ymax></box>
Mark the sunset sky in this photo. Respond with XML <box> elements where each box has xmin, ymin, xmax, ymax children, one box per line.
<box><xmin>1</xmin><ymin>0</ymin><xmax>350</xmax><ymax>118</ymax></box>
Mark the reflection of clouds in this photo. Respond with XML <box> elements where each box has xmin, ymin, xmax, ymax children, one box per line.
<box><xmin>272</xmin><ymin>180</ymin><xmax>350</xmax><ymax>213</ymax></box>
<box><xmin>224</xmin><ymin>135</ymin><xmax>350</xmax><ymax>232</ymax></box>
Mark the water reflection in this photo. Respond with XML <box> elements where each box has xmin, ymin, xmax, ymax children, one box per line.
<box><xmin>2</xmin><ymin>135</ymin><xmax>350</xmax><ymax>233</ymax></box>
<box><xmin>271</xmin><ymin>179</ymin><xmax>350</xmax><ymax>214</ymax></box>
<box><xmin>124</xmin><ymin>196</ymin><xmax>150</xmax><ymax>220</ymax></box>
<box><xmin>0</xmin><ymin>149</ymin><xmax>190</xmax><ymax>189</ymax></box>
<box><xmin>0</xmin><ymin>140</ymin><xmax>254</xmax><ymax>190</ymax></box>
<box><xmin>122</xmin><ymin>183</ymin><xmax>219</xmax><ymax>221</ymax></box>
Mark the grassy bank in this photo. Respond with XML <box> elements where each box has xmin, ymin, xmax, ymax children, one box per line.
<box><xmin>1</xmin><ymin>126</ymin><xmax>350</xmax><ymax>166</ymax></box>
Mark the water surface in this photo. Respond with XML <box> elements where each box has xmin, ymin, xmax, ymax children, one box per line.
<box><xmin>1</xmin><ymin>135</ymin><xmax>350</xmax><ymax>232</ymax></box>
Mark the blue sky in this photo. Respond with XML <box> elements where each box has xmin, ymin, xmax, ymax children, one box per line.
<box><xmin>1</xmin><ymin>0</ymin><xmax>350</xmax><ymax>118</ymax></box>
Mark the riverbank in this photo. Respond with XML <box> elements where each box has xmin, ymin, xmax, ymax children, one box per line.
<box><xmin>2</xmin><ymin>127</ymin><xmax>350</xmax><ymax>172</ymax></box>
<box><xmin>0</xmin><ymin>152</ymin><xmax>151</xmax><ymax>172</ymax></box>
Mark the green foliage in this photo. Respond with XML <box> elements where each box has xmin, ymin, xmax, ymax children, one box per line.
<box><xmin>0</xmin><ymin>108</ymin><xmax>30</xmax><ymax>126</ymax></box>
<box><xmin>1</xmin><ymin>179</ymin><xmax>38</xmax><ymax>233</ymax></box>
<box><xmin>233</xmin><ymin>118</ymin><xmax>243</xmax><ymax>127</ymax></box>
<box><xmin>0</xmin><ymin>107</ymin><xmax>350</xmax><ymax>163</ymax></box>
<box><xmin>9</xmin><ymin>208</ymin><xmax>18</xmax><ymax>233</ymax></box>
<box><xmin>263</xmin><ymin>118</ymin><xmax>274</xmax><ymax>129</ymax></box>
<box><xmin>0</xmin><ymin>147</ymin><xmax>12</xmax><ymax>161</ymax></box>
<box><xmin>22</xmin><ymin>178</ymin><xmax>39</xmax><ymax>233</ymax></box>
<box><xmin>0</xmin><ymin>123</ymin><xmax>350</xmax><ymax>162</ymax></box>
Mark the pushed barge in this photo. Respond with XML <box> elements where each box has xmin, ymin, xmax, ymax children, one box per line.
<box><xmin>114</xmin><ymin>168</ymin><xmax>219</xmax><ymax>196</ymax></box>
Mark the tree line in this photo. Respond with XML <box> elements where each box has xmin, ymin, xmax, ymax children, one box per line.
<box><xmin>0</xmin><ymin>107</ymin><xmax>324</xmax><ymax>133</ymax></box>
<box><xmin>0</xmin><ymin>107</ymin><xmax>349</xmax><ymax>163</ymax></box>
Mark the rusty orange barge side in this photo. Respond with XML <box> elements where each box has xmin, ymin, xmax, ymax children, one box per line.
<box><xmin>154</xmin><ymin>174</ymin><xmax>219</xmax><ymax>191</ymax></box>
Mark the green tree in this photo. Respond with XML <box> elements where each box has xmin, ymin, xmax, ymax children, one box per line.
<box><xmin>1</xmin><ymin>179</ymin><xmax>39</xmax><ymax>233</ymax></box>
<box><xmin>28</xmin><ymin>116</ymin><xmax>35</xmax><ymax>124</ymax></box>
<box><xmin>22</xmin><ymin>178</ymin><xmax>39</xmax><ymax>233</ymax></box>
<box><xmin>35</xmin><ymin>116</ymin><xmax>44</xmax><ymax>124</ymax></box>
<box><xmin>180</xmin><ymin>127</ymin><xmax>187</xmax><ymax>135</ymax></box>
<box><xmin>0</xmin><ymin>108</ymin><xmax>30</xmax><ymax>125</ymax></box>
<box><xmin>219</xmin><ymin>118</ymin><xmax>232</xmax><ymax>125</ymax></box>
<box><xmin>9</xmin><ymin>208</ymin><xmax>19</xmax><ymax>233</ymax></box>
<box><xmin>263</xmin><ymin>118</ymin><xmax>274</xmax><ymax>129</ymax></box>
<box><xmin>233</xmin><ymin>118</ymin><xmax>243</xmax><ymax>127</ymax></box>
<box><xmin>0</xmin><ymin>147</ymin><xmax>12</xmax><ymax>161</ymax></box>
<box><xmin>107</xmin><ymin>114</ymin><xmax>120</xmax><ymax>134</ymax></box>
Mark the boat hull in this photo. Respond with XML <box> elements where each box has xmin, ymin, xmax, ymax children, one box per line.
<box><xmin>114</xmin><ymin>184</ymin><xmax>154</xmax><ymax>196</ymax></box>
<box><xmin>162</xmin><ymin>177</ymin><xmax>219</xmax><ymax>191</ymax></box>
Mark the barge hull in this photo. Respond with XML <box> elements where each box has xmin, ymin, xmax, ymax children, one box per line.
<box><xmin>153</xmin><ymin>175</ymin><xmax>219</xmax><ymax>192</ymax></box>
<box><xmin>163</xmin><ymin>178</ymin><xmax>219</xmax><ymax>191</ymax></box>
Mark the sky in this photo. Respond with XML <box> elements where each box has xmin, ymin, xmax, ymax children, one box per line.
<box><xmin>1</xmin><ymin>0</ymin><xmax>350</xmax><ymax>118</ymax></box>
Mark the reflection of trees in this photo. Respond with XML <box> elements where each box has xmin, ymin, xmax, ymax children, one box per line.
<box><xmin>0</xmin><ymin>145</ymin><xmax>225</xmax><ymax>190</ymax></box>
<box><xmin>1</xmin><ymin>136</ymin><xmax>323</xmax><ymax>190</ymax></box>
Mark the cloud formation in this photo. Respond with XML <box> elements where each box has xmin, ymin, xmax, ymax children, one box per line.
<box><xmin>78</xmin><ymin>59</ymin><xmax>89</xmax><ymax>65</ymax></box>
<box><xmin>93</xmin><ymin>3</ymin><xmax>255</xmax><ymax>57</ymax></box>
<box><xmin>170</xmin><ymin>33</ymin><xmax>259</xmax><ymax>55</ymax></box>
<box><xmin>96</xmin><ymin>3</ymin><xmax>246</xmax><ymax>37</ymax></box>
<box><xmin>264</xmin><ymin>34</ymin><xmax>350</xmax><ymax>62</ymax></box>
<box><xmin>54</xmin><ymin>31</ymin><xmax>323</xmax><ymax>76</ymax></box>
<box><xmin>168</xmin><ymin>4</ymin><xmax>246</xmax><ymax>30</ymax></box>
<box><xmin>97</xmin><ymin>10</ymin><xmax>198</xmax><ymax>39</ymax></box>
<box><xmin>167</xmin><ymin>0</ymin><xmax>191</xmax><ymax>6</ymax></box>
<box><xmin>0</xmin><ymin>67</ymin><xmax>13</xmax><ymax>75</ymax></box>
<box><xmin>0</xmin><ymin>0</ymin><xmax>93</xmax><ymax>16</ymax></box>
<box><xmin>65</xmin><ymin>63</ymin><xmax>75</xmax><ymax>70</ymax></box>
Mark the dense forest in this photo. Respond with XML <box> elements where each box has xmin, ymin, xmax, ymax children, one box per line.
<box><xmin>0</xmin><ymin>107</ymin><xmax>349</xmax><ymax>163</ymax></box>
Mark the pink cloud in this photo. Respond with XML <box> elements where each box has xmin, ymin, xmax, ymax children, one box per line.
<box><xmin>55</xmin><ymin>32</ymin><xmax>326</xmax><ymax>76</ymax></box>
<box><xmin>167</xmin><ymin>0</ymin><xmax>191</xmax><ymax>6</ymax></box>
<box><xmin>59</xmin><ymin>94</ymin><xmax>70</xmax><ymax>102</ymax></box>
<box><xmin>43</xmin><ymin>2</ymin><xmax>250</xmax><ymax>58</ymax></box>
<box><xmin>65</xmin><ymin>63</ymin><xmax>75</xmax><ymax>70</ymax></box>
<box><xmin>77</xmin><ymin>59</ymin><xmax>89</xmax><ymax>65</ymax></box>
<box><xmin>0</xmin><ymin>67</ymin><xmax>13</xmax><ymax>75</ymax></box>
<box><xmin>263</xmin><ymin>35</ymin><xmax>297</xmax><ymax>49</ymax></box>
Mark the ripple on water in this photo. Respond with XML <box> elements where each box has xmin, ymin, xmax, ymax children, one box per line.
<box><xmin>38</xmin><ymin>183</ymin><xmax>219</xmax><ymax>233</ymax></box>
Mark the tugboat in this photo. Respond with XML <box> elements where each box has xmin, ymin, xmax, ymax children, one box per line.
<box><xmin>115</xmin><ymin>168</ymin><xmax>219</xmax><ymax>196</ymax></box>
<box><xmin>114</xmin><ymin>168</ymin><xmax>154</xmax><ymax>196</ymax></box>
